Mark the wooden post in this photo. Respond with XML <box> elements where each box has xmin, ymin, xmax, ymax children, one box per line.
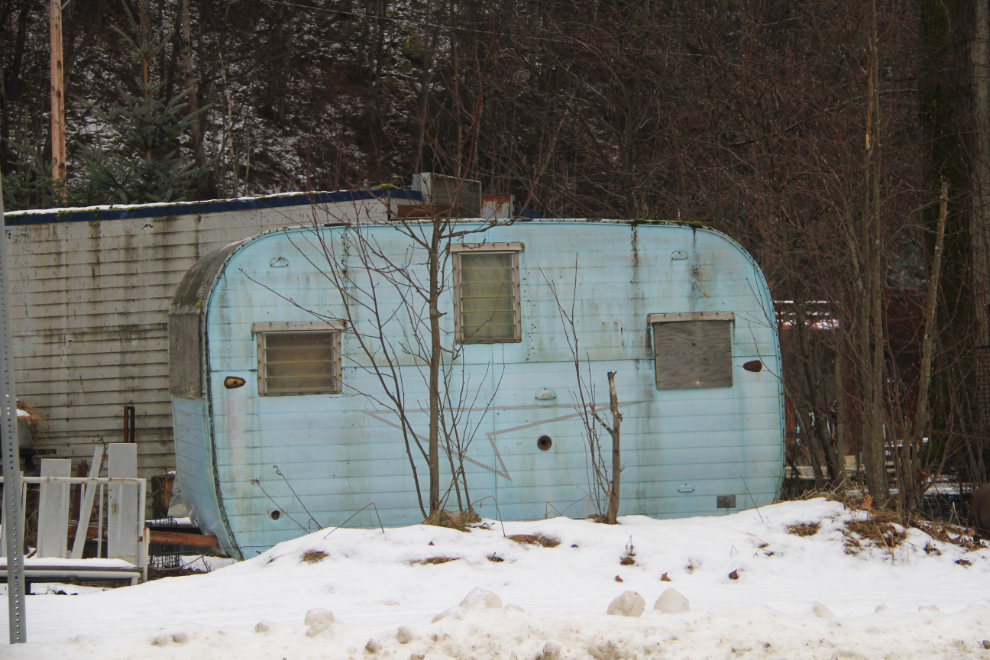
<box><xmin>49</xmin><ymin>0</ymin><xmax>66</xmax><ymax>182</ymax></box>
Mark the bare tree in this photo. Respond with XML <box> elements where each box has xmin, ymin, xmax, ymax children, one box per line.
<box><xmin>250</xmin><ymin>185</ymin><xmax>516</xmax><ymax>521</ymax></box>
<box><xmin>543</xmin><ymin>261</ymin><xmax>622</xmax><ymax>524</ymax></box>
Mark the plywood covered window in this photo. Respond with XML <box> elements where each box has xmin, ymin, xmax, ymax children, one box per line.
<box><xmin>649</xmin><ymin>312</ymin><xmax>734</xmax><ymax>390</ymax></box>
<box><xmin>253</xmin><ymin>322</ymin><xmax>344</xmax><ymax>396</ymax></box>
<box><xmin>452</xmin><ymin>243</ymin><xmax>523</xmax><ymax>344</ymax></box>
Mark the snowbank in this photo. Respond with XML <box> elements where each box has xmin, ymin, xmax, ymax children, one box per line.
<box><xmin>3</xmin><ymin>499</ymin><xmax>989</xmax><ymax>659</ymax></box>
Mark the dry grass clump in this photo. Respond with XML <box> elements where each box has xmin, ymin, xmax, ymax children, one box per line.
<box><xmin>786</xmin><ymin>522</ymin><xmax>821</xmax><ymax>537</ymax></box>
<box><xmin>410</xmin><ymin>556</ymin><xmax>459</xmax><ymax>565</ymax></box>
<box><xmin>425</xmin><ymin>508</ymin><xmax>481</xmax><ymax>531</ymax></box>
<box><xmin>794</xmin><ymin>486</ymin><xmax>987</xmax><ymax>556</ymax></box>
<box><xmin>841</xmin><ymin>507</ymin><xmax>907</xmax><ymax>555</ymax></box>
<box><xmin>301</xmin><ymin>550</ymin><xmax>328</xmax><ymax>563</ymax></box>
<box><xmin>915</xmin><ymin>521</ymin><xmax>982</xmax><ymax>551</ymax></box>
<box><xmin>508</xmin><ymin>534</ymin><xmax>560</xmax><ymax>548</ymax></box>
<box><xmin>15</xmin><ymin>400</ymin><xmax>45</xmax><ymax>435</ymax></box>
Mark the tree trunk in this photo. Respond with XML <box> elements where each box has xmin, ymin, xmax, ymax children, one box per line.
<box><xmin>182</xmin><ymin>0</ymin><xmax>206</xmax><ymax>176</ymax></box>
<box><xmin>902</xmin><ymin>181</ymin><xmax>948</xmax><ymax>513</ymax></box>
<box><xmin>972</xmin><ymin>0</ymin><xmax>990</xmax><ymax>344</ymax></box>
<box><xmin>605</xmin><ymin>371</ymin><xmax>622</xmax><ymax>524</ymax></box>
<box><xmin>861</xmin><ymin>0</ymin><xmax>889</xmax><ymax>501</ymax></box>
<box><xmin>49</xmin><ymin>0</ymin><xmax>65</xmax><ymax>182</ymax></box>
<box><xmin>427</xmin><ymin>222</ymin><xmax>442</xmax><ymax>514</ymax></box>
<box><xmin>413</xmin><ymin>1</ymin><xmax>438</xmax><ymax>175</ymax></box>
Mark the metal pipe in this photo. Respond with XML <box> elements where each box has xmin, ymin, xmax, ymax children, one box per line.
<box><xmin>148</xmin><ymin>531</ymin><xmax>220</xmax><ymax>550</ymax></box>
<box><xmin>0</xmin><ymin>476</ymin><xmax>147</xmax><ymax>485</ymax></box>
<box><xmin>0</xmin><ymin>570</ymin><xmax>141</xmax><ymax>585</ymax></box>
<box><xmin>96</xmin><ymin>484</ymin><xmax>104</xmax><ymax>559</ymax></box>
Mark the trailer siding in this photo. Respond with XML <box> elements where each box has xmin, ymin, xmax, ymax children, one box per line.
<box><xmin>5</xmin><ymin>194</ymin><xmax>390</xmax><ymax>478</ymax></box>
<box><xmin>177</xmin><ymin>221</ymin><xmax>785</xmax><ymax>554</ymax></box>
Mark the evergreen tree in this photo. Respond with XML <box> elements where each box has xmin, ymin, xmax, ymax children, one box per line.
<box><xmin>0</xmin><ymin>140</ymin><xmax>68</xmax><ymax>211</ymax></box>
<box><xmin>75</xmin><ymin>12</ymin><xmax>207</xmax><ymax>205</ymax></box>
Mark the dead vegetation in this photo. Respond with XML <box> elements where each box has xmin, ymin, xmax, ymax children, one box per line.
<box><xmin>797</xmin><ymin>488</ymin><xmax>986</xmax><ymax>555</ymax></box>
<box><xmin>16</xmin><ymin>400</ymin><xmax>45</xmax><ymax>435</ymax></box>
<box><xmin>844</xmin><ymin>518</ymin><xmax>906</xmax><ymax>552</ymax></box>
<box><xmin>915</xmin><ymin>521</ymin><xmax>983</xmax><ymax>552</ymax></box>
<box><xmin>424</xmin><ymin>509</ymin><xmax>481</xmax><ymax>532</ymax></box>
<box><xmin>781</xmin><ymin>489</ymin><xmax>985</xmax><ymax>561</ymax></box>
<box><xmin>508</xmin><ymin>534</ymin><xmax>560</xmax><ymax>548</ymax></box>
<box><xmin>301</xmin><ymin>550</ymin><xmax>328</xmax><ymax>564</ymax></box>
<box><xmin>410</xmin><ymin>556</ymin><xmax>459</xmax><ymax>565</ymax></box>
<box><xmin>787</xmin><ymin>522</ymin><xmax>821</xmax><ymax>537</ymax></box>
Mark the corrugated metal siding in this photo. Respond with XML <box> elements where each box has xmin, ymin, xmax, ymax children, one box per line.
<box><xmin>6</xmin><ymin>198</ymin><xmax>388</xmax><ymax>479</ymax></box>
<box><xmin>196</xmin><ymin>222</ymin><xmax>784</xmax><ymax>554</ymax></box>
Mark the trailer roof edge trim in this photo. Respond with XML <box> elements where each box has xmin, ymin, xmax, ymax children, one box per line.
<box><xmin>3</xmin><ymin>188</ymin><xmax>422</xmax><ymax>226</ymax></box>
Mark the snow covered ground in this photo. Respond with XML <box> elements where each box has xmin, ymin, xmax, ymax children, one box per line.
<box><xmin>2</xmin><ymin>498</ymin><xmax>990</xmax><ymax>659</ymax></box>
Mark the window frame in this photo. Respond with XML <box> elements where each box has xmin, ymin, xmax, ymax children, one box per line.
<box><xmin>648</xmin><ymin>312</ymin><xmax>735</xmax><ymax>390</ymax></box>
<box><xmin>252</xmin><ymin>321</ymin><xmax>346</xmax><ymax>396</ymax></box>
<box><xmin>451</xmin><ymin>242</ymin><xmax>524</xmax><ymax>345</ymax></box>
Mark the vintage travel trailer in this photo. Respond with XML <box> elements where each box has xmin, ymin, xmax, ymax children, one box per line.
<box><xmin>169</xmin><ymin>219</ymin><xmax>784</xmax><ymax>558</ymax></box>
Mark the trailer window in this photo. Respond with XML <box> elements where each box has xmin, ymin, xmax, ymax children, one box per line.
<box><xmin>452</xmin><ymin>243</ymin><xmax>523</xmax><ymax>344</ymax></box>
<box><xmin>253</xmin><ymin>322</ymin><xmax>344</xmax><ymax>396</ymax></box>
<box><xmin>649</xmin><ymin>313</ymin><xmax>734</xmax><ymax>390</ymax></box>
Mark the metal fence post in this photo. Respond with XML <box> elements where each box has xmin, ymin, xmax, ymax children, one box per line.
<box><xmin>0</xmin><ymin>173</ymin><xmax>27</xmax><ymax>643</ymax></box>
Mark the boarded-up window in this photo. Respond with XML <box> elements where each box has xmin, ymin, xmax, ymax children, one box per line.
<box><xmin>254</xmin><ymin>322</ymin><xmax>343</xmax><ymax>396</ymax></box>
<box><xmin>452</xmin><ymin>244</ymin><xmax>522</xmax><ymax>344</ymax></box>
<box><xmin>650</xmin><ymin>313</ymin><xmax>734</xmax><ymax>390</ymax></box>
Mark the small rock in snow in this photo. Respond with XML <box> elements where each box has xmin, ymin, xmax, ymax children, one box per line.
<box><xmin>918</xmin><ymin>605</ymin><xmax>940</xmax><ymax>613</ymax></box>
<box><xmin>606</xmin><ymin>591</ymin><xmax>645</xmax><ymax>617</ymax></box>
<box><xmin>459</xmin><ymin>586</ymin><xmax>503</xmax><ymax>610</ymax></box>
<box><xmin>171</xmin><ymin>633</ymin><xmax>189</xmax><ymax>644</ymax></box>
<box><xmin>875</xmin><ymin>604</ymin><xmax>889</xmax><ymax>613</ymax></box>
<box><xmin>255</xmin><ymin>621</ymin><xmax>270</xmax><ymax>633</ymax></box>
<box><xmin>304</xmin><ymin>608</ymin><xmax>335</xmax><ymax>625</ymax></box>
<box><xmin>410</xmin><ymin>654</ymin><xmax>425</xmax><ymax>660</ymax></box>
<box><xmin>151</xmin><ymin>634</ymin><xmax>172</xmax><ymax>646</ymax></box>
<box><xmin>505</xmin><ymin>604</ymin><xmax>526</xmax><ymax>613</ymax></box>
<box><xmin>812</xmin><ymin>603</ymin><xmax>835</xmax><ymax>619</ymax></box>
<box><xmin>306</xmin><ymin>621</ymin><xmax>332</xmax><ymax>638</ymax></box>
<box><xmin>396</xmin><ymin>626</ymin><xmax>414</xmax><ymax>644</ymax></box>
<box><xmin>654</xmin><ymin>588</ymin><xmax>690</xmax><ymax>614</ymax></box>
<box><xmin>981</xmin><ymin>640</ymin><xmax>990</xmax><ymax>650</ymax></box>
<box><xmin>542</xmin><ymin>640</ymin><xmax>562</xmax><ymax>660</ymax></box>
<box><xmin>365</xmin><ymin>639</ymin><xmax>381</xmax><ymax>654</ymax></box>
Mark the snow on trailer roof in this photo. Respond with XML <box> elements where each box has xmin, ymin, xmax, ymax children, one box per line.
<box><xmin>2</xmin><ymin>186</ymin><xmax>423</xmax><ymax>226</ymax></box>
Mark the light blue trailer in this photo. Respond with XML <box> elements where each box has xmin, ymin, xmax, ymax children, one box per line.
<box><xmin>169</xmin><ymin>219</ymin><xmax>784</xmax><ymax>558</ymax></box>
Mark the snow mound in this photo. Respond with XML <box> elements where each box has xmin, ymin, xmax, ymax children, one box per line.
<box><xmin>654</xmin><ymin>588</ymin><xmax>690</xmax><ymax>613</ymax></box>
<box><xmin>606</xmin><ymin>591</ymin><xmax>645</xmax><ymax>617</ymax></box>
<box><xmin>3</xmin><ymin>498</ymin><xmax>990</xmax><ymax>659</ymax></box>
<box><xmin>458</xmin><ymin>586</ymin><xmax>503</xmax><ymax>610</ymax></box>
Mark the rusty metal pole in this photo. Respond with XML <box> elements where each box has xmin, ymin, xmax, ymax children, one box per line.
<box><xmin>50</xmin><ymin>0</ymin><xmax>66</xmax><ymax>183</ymax></box>
<box><xmin>0</xmin><ymin>172</ymin><xmax>27</xmax><ymax>643</ymax></box>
